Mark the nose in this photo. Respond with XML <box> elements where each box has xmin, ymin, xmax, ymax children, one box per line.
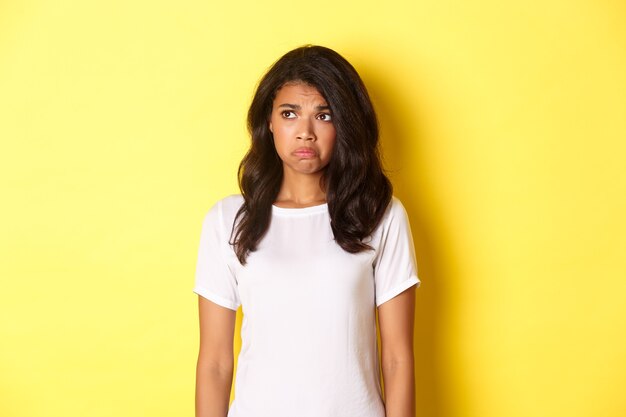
<box><xmin>296</xmin><ymin>117</ymin><xmax>315</xmax><ymax>141</ymax></box>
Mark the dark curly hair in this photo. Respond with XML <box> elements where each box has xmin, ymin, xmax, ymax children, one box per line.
<box><xmin>230</xmin><ymin>45</ymin><xmax>392</xmax><ymax>264</ymax></box>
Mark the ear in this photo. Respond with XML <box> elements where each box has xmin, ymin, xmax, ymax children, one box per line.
<box><xmin>268</xmin><ymin>121</ymin><xmax>273</xmax><ymax>133</ymax></box>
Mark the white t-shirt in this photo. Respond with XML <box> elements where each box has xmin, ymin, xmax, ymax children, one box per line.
<box><xmin>193</xmin><ymin>194</ymin><xmax>420</xmax><ymax>417</ymax></box>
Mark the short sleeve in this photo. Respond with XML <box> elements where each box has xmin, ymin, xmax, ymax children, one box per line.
<box><xmin>373</xmin><ymin>197</ymin><xmax>421</xmax><ymax>307</ymax></box>
<box><xmin>193</xmin><ymin>200</ymin><xmax>241</xmax><ymax>311</ymax></box>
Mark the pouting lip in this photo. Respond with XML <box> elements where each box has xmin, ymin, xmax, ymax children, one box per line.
<box><xmin>292</xmin><ymin>147</ymin><xmax>317</xmax><ymax>156</ymax></box>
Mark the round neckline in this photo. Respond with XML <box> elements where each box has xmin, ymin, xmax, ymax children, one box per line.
<box><xmin>271</xmin><ymin>202</ymin><xmax>328</xmax><ymax>215</ymax></box>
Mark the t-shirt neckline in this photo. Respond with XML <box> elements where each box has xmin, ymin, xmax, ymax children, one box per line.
<box><xmin>271</xmin><ymin>202</ymin><xmax>328</xmax><ymax>215</ymax></box>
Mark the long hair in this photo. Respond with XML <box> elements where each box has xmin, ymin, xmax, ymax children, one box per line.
<box><xmin>230</xmin><ymin>45</ymin><xmax>392</xmax><ymax>264</ymax></box>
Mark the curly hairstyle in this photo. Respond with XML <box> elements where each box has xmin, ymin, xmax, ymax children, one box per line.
<box><xmin>230</xmin><ymin>45</ymin><xmax>392</xmax><ymax>264</ymax></box>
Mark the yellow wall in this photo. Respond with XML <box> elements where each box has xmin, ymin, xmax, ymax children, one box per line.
<box><xmin>1</xmin><ymin>1</ymin><xmax>625</xmax><ymax>416</ymax></box>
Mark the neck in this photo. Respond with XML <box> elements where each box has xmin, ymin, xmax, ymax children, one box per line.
<box><xmin>275</xmin><ymin>169</ymin><xmax>326</xmax><ymax>207</ymax></box>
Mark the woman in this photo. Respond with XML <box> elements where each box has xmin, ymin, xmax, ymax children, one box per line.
<box><xmin>194</xmin><ymin>45</ymin><xmax>421</xmax><ymax>417</ymax></box>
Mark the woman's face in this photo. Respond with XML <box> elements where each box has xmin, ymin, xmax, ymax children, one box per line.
<box><xmin>269</xmin><ymin>82</ymin><xmax>336</xmax><ymax>177</ymax></box>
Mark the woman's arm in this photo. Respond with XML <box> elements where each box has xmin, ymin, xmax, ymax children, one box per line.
<box><xmin>196</xmin><ymin>296</ymin><xmax>237</xmax><ymax>417</ymax></box>
<box><xmin>378</xmin><ymin>286</ymin><xmax>417</xmax><ymax>417</ymax></box>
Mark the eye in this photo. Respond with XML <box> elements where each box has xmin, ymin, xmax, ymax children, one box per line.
<box><xmin>317</xmin><ymin>113</ymin><xmax>333</xmax><ymax>122</ymax></box>
<box><xmin>281</xmin><ymin>110</ymin><xmax>296</xmax><ymax>119</ymax></box>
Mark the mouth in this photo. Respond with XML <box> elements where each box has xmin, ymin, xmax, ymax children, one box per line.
<box><xmin>292</xmin><ymin>147</ymin><xmax>317</xmax><ymax>158</ymax></box>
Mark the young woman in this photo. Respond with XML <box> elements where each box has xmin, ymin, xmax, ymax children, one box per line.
<box><xmin>194</xmin><ymin>45</ymin><xmax>421</xmax><ymax>417</ymax></box>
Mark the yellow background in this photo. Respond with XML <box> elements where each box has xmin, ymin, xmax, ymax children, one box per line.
<box><xmin>1</xmin><ymin>0</ymin><xmax>625</xmax><ymax>416</ymax></box>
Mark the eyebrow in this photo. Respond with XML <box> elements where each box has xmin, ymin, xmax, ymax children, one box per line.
<box><xmin>278</xmin><ymin>103</ymin><xmax>331</xmax><ymax>111</ymax></box>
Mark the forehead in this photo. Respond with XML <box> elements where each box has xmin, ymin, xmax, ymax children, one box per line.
<box><xmin>273</xmin><ymin>82</ymin><xmax>327</xmax><ymax>104</ymax></box>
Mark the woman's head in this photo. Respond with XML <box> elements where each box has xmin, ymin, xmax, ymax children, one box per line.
<box><xmin>247</xmin><ymin>45</ymin><xmax>380</xmax><ymax>181</ymax></box>
<box><xmin>233</xmin><ymin>45</ymin><xmax>392</xmax><ymax>264</ymax></box>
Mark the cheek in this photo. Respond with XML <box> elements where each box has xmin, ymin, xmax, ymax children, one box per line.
<box><xmin>271</xmin><ymin>131</ymin><xmax>291</xmax><ymax>158</ymax></box>
<box><xmin>321</xmin><ymin>127</ymin><xmax>337</xmax><ymax>154</ymax></box>
<box><xmin>271</xmin><ymin>119</ymin><xmax>294</xmax><ymax>142</ymax></box>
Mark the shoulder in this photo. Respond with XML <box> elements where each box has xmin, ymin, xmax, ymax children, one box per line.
<box><xmin>203</xmin><ymin>194</ymin><xmax>244</xmax><ymax>230</ymax></box>
<box><xmin>380</xmin><ymin>195</ymin><xmax>410</xmax><ymax>226</ymax></box>
<box><xmin>216</xmin><ymin>194</ymin><xmax>245</xmax><ymax>215</ymax></box>
<box><xmin>369</xmin><ymin>196</ymin><xmax>412</xmax><ymax>244</ymax></box>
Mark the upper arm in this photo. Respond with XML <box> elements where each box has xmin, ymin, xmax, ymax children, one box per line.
<box><xmin>377</xmin><ymin>285</ymin><xmax>416</xmax><ymax>364</ymax></box>
<box><xmin>197</xmin><ymin>295</ymin><xmax>237</xmax><ymax>371</ymax></box>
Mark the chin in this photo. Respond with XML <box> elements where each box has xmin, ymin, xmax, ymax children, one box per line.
<box><xmin>296</xmin><ymin>167</ymin><xmax>324</xmax><ymax>175</ymax></box>
<box><xmin>285</xmin><ymin>165</ymin><xmax>325</xmax><ymax>176</ymax></box>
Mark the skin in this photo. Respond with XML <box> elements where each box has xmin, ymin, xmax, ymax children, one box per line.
<box><xmin>196</xmin><ymin>81</ymin><xmax>416</xmax><ymax>417</ymax></box>
<box><xmin>196</xmin><ymin>297</ymin><xmax>236</xmax><ymax>417</ymax></box>
<box><xmin>378</xmin><ymin>286</ymin><xmax>417</xmax><ymax>417</ymax></box>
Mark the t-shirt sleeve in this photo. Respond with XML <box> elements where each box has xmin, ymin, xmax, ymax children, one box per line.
<box><xmin>373</xmin><ymin>197</ymin><xmax>421</xmax><ymax>307</ymax></box>
<box><xmin>193</xmin><ymin>200</ymin><xmax>241</xmax><ymax>311</ymax></box>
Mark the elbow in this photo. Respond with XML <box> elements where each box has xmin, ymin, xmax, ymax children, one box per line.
<box><xmin>196</xmin><ymin>350</ymin><xmax>234</xmax><ymax>379</ymax></box>
<box><xmin>381</xmin><ymin>351</ymin><xmax>414</xmax><ymax>375</ymax></box>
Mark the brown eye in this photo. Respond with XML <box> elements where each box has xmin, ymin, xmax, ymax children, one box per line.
<box><xmin>318</xmin><ymin>113</ymin><xmax>332</xmax><ymax>121</ymax></box>
<box><xmin>281</xmin><ymin>110</ymin><xmax>296</xmax><ymax>119</ymax></box>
